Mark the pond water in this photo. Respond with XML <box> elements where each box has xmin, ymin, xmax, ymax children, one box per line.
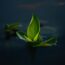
<box><xmin>0</xmin><ymin>0</ymin><xmax>65</xmax><ymax>65</ymax></box>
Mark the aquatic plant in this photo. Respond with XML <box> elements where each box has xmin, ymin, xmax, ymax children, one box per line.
<box><xmin>4</xmin><ymin>16</ymin><xmax>21</xmax><ymax>40</ymax></box>
<box><xmin>3</xmin><ymin>15</ymin><xmax>57</xmax><ymax>62</ymax></box>
<box><xmin>16</xmin><ymin>15</ymin><xmax>57</xmax><ymax>47</ymax></box>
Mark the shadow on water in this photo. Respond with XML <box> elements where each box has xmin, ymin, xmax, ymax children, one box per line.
<box><xmin>26</xmin><ymin>43</ymin><xmax>37</xmax><ymax>64</ymax></box>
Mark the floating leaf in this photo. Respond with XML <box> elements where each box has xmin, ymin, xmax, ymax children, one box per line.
<box><xmin>27</xmin><ymin>15</ymin><xmax>40</xmax><ymax>41</ymax></box>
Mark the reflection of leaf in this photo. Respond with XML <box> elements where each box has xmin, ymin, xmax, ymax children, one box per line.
<box><xmin>27</xmin><ymin>15</ymin><xmax>40</xmax><ymax>41</ymax></box>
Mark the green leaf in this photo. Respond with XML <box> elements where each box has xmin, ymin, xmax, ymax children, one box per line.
<box><xmin>5</xmin><ymin>23</ymin><xmax>19</xmax><ymax>32</ymax></box>
<box><xmin>11</xmin><ymin>16</ymin><xmax>21</xmax><ymax>29</ymax></box>
<box><xmin>27</xmin><ymin>15</ymin><xmax>40</xmax><ymax>41</ymax></box>
<box><xmin>5</xmin><ymin>16</ymin><xmax>21</xmax><ymax>31</ymax></box>
<box><xmin>43</xmin><ymin>37</ymin><xmax>57</xmax><ymax>46</ymax></box>
<box><xmin>16</xmin><ymin>32</ymin><xmax>26</xmax><ymax>41</ymax></box>
<box><xmin>35</xmin><ymin>37</ymin><xmax>57</xmax><ymax>47</ymax></box>
<box><xmin>44</xmin><ymin>37</ymin><xmax>57</xmax><ymax>45</ymax></box>
<box><xmin>24</xmin><ymin>35</ymin><xmax>32</xmax><ymax>42</ymax></box>
<box><xmin>33</xmin><ymin>32</ymin><xmax>39</xmax><ymax>41</ymax></box>
<box><xmin>9</xmin><ymin>22</ymin><xmax>19</xmax><ymax>30</ymax></box>
<box><xmin>16</xmin><ymin>32</ymin><xmax>32</xmax><ymax>42</ymax></box>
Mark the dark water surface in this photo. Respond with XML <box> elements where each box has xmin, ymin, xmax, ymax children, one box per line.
<box><xmin>0</xmin><ymin>0</ymin><xmax>65</xmax><ymax>65</ymax></box>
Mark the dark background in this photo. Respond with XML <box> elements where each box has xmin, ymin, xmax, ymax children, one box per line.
<box><xmin>0</xmin><ymin>0</ymin><xmax>65</xmax><ymax>65</ymax></box>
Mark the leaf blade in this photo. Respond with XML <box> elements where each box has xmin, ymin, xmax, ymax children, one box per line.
<box><xmin>27</xmin><ymin>15</ymin><xmax>40</xmax><ymax>41</ymax></box>
<box><xmin>35</xmin><ymin>37</ymin><xmax>57</xmax><ymax>47</ymax></box>
<box><xmin>16</xmin><ymin>32</ymin><xmax>32</xmax><ymax>42</ymax></box>
<box><xmin>16</xmin><ymin>32</ymin><xmax>26</xmax><ymax>41</ymax></box>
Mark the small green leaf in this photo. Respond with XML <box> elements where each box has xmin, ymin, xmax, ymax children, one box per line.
<box><xmin>43</xmin><ymin>37</ymin><xmax>57</xmax><ymax>46</ymax></box>
<box><xmin>44</xmin><ymin>37</ymin><xmax>57</xmax><ymax>45</ymax></box>
<box><xmin>9</xmin><ymin>22</ymin><xmax>19</xmax><ymax>30</ymax></box>
<box><xmin>35</xmin><ymin>37</ymin><xmax>57</xmax><ymax>47</ymax></box>
<box><xmin>33</xmin><ymin>32</ymin><xmax>39</xmax><ymax>41</ymax></box>
<box><xmin>10</xmin><ymin>16</ymin><xmax>21</xmax><ymax>29</ymax></box>
<box><xmin>27</xmin><ymin>15</ymin><xmax>40</xmax><ymax>41</ymax></box>
<box><xmin>16</xmin><ymin>32</ymin><xmax>26</xmax><ymax>41</ymax></box>
<box><xmin>16</xmin><ymin>32</ymin><xmax>32</xmax><ymax>42</ymax></box>
<box><xmin>5</xmin><ymin>16</ymin><xmax>21</xmax><ymax>31</ymax></box>
<box><xmin>24</xmin><ymin>35</ymin><xmax>32</xmax><ymax>42</ymax></box>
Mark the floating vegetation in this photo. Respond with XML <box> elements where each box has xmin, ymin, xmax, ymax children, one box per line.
<box><xmin>4</xmin><ymin>16</ymin><xmax>21</xmax><ymax>40</ymax></box>
<box><xmin>16</xmin><ymin>14</ymin><xmax>57</xmax><ymax>62</ymax></box>
<box><xmin>16</xmin><ymin>14</ymin><xmax>57</xmax><ymax>47</ymax></box>
<box><xmin>3</xmin><ymin>14</ymin><xmax>57</xmax><ymax>62</ymax></box>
